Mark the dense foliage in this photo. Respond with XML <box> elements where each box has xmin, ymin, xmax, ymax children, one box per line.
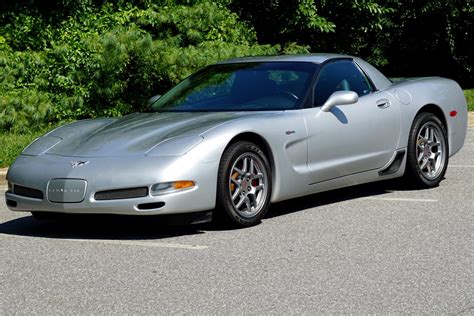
<box><xmin>0</xmin><ymin>0</ymin><xmax>472</xmax><ymax>133</ymax></box>
<box><xmin>230</xmin><ymin>0</ymin><xmax>473</xmax><ymax>81</ymax></box>
<box><xmin>0</xmin><ymin>1</ymin><xmax>303</xmax><ymax>132</ymax></box>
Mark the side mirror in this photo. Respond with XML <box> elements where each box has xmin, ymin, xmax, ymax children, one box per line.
<box><xmin>320</xmin><ymin>91</ymin><xmax>358</xmax><ymax>112</ymax></box>
<box><xmin>148</xmin><ymin>95</ymin><xmax>162</xmax><ymax>106</ymax></box>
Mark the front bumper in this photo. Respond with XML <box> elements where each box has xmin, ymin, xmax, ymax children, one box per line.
<box><xmin>5</xmin><ymin>154</ymin><xmax>219</xmax><ymax>216</ymax></box>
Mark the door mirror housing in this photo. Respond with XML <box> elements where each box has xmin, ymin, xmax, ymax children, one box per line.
<box><xmin>320</xmin><ymin>91</ymin><xmax>358</xmax><ymax>112</ymax></box>
<box><xmin>148</xmin><ymin>95</ymin><xmax>162</xmax><ymax>106</ymax></box>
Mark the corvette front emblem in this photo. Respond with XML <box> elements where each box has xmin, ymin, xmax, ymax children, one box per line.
<box><xmin>70</xmin><ymin>160</ymin><xmax>90</xmax><ymax>168</ymax></box>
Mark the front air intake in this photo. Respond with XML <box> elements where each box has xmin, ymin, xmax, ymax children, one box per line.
<box><xmin>137</xmin><ymin>202</ymin><xmax>165</xmax><ymax>210</ymax></box>
<box><xmin>13</xmin><ymin>185</ymin><xmax>44</xmax><ymax>200</ymax></box>
<box><xmin>94</xmin><ymin>187</ymin><xmax>148</xmax><ymax>201</ymax></box>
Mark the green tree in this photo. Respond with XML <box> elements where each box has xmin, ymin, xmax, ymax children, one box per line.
<box><xmin>0</xmin><ymin>0</ymin><xmax>294</xmax><ymax>132</ymax></box>
<box><xmin>227</xmin><ymin>0</ymin><xmax>473</xmax><ymax>86</ymax></box>
<box><xmin>229</xmin><ymin>0</ymin><xmax>335</xmax><ymax>45</ymax></box>
<box><xmin>381</xmin><ymin>0</ymin><xmax>473</xmax><ymax>86</ymax></box>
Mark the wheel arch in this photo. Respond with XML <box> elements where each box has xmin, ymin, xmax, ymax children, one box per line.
<box><xmin>404</xmin><ymin>104</ymin><xmax>450</xmax><ymax>188</ymax></box>
<box><xmin>225</xmin><ymin>132</ymin><xmax>276</xmax><ymax>188</ymax></box>
<box><xmin>415</xmin><ymin>104</ymin><xmax>448</xmax><ymax>133</ymax></box>
<box><xmin>413</xmin><ymin>103</ymin><xmax>451</xmax><ymax>154</ymax></box>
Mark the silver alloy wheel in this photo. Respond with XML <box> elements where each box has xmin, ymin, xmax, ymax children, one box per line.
<box><xmin>228</xmin><ymin>152</ymin><xmax>268</xmax><ymax>218</ymax></box>
<box><xmin>416</xmin><ymin>122</ymin><xmax>446</xmax><ymax>179</ymax></box>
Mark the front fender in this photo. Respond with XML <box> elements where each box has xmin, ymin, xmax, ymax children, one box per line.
<box><xmin>187</xmin><ymin>111</ymin><xmax>312</xmax><ymax>203</ymax></box>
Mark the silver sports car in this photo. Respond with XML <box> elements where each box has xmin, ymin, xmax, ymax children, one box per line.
<box><xmin>5</xmin><ymin>54</ymin><xmax>468</xmax><ymax>227</ymax></box>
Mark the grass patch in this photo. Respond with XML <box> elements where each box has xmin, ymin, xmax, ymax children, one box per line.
<box><xmin>0</xmin><ymin>131</ymin><xmax>45</xmax><ymax>168</ymax></box>
<box><xmin>464</xmin><ymin>89</ymin><xmax>474</xmax><ymax>111</ymax></box>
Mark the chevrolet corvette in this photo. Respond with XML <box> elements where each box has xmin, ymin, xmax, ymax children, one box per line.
<box><xmin>5</xmin><ymin>54</ymin><xmax>468</xmax><ymax>227</ymax></box>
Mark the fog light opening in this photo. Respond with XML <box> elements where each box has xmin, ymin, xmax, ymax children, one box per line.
<box><xmin>137</xmin><ymin>202</ymin><xmax>165</xmax><ymax>210</ymax></box>
<box><xmin>6</xmin><ymin>199</ymin><xmax>17</xmax><ymax>207</ymax></box>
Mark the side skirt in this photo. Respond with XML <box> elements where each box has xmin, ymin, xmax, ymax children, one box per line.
<box><xmin>271</xmin><ymin>152</ymin><xmax>407</xmax><ymax>203</ymax></box>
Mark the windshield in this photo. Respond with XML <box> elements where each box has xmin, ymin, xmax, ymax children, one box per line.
<box><xmin>150</xmin><ymin>62</ymin><xmax>319</xmax><ymax>112</ymax></box>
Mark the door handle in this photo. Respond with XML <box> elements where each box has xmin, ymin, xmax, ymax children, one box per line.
<box><xmin>376</xmin><ymin>99</ymin><xmax>390</xmax><ymax>109</ymax></box>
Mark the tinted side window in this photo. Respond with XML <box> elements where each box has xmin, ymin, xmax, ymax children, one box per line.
<box><xmin>314</xmin><ymin>60</ymin><xmax>373</xmax><ymax>106</ymax></box>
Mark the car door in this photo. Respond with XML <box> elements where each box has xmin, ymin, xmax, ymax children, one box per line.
<box><xmin>303</xmin><ymin>59</ymin><xmax>401</xmax><ymax>184</ymax></box>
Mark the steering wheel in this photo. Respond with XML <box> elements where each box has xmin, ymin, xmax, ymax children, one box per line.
<box><xmin>277</xmin><ymin>90</ymin><xmax>299</xmax><ymax>101</ymax></box>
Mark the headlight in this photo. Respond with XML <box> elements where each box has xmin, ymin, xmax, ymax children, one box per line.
<box><xmin>146</xmin><ymin>135</ymin><xmax>203</xmax><ymax>156</ymax></box>
<box><xmin>22</xmin><ymin>136</ymin><xmax>62</xmax><ymax>156</ymax></box>
<box><xmin>151</xmin><ymin>181</ymin><xmax>195</xmax><ymax>196</ymax></box>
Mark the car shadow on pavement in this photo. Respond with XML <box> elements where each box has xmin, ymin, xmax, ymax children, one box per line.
<box><xmin>266</xmin><ymin>178</ymin><xmax>425</xmax><ymax>219</ymax></box>
<box><xmin>0</xmin><ymin>214</ymin><xmax>206</xmax><ymax>240</ymax></box>
<box><xmin>0</xmin><ymin>179</ymin><xmax>421</xmax><ymax>239</ymax></box>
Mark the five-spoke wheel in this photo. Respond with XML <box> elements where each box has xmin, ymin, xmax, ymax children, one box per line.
<box><xmin>415</xmin><ymin>122</ymin><xmax>445</xmax><ymax>179</ymax></box>
<box><xmin>216</xmin><ymin>141</ymin><xmax>272</xmax><ymax>227</ymax></box>
<box><xmin>228</xmin><ymin>153</ymin><xmax>268</xmax><ymax>218</ymax></box>
<box><xmin>406</xmin><ymin>112</ymin><xmax>448</xmax><ymax>187</ymax></box>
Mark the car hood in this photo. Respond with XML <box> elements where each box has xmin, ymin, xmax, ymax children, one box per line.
<box><xmin>44</xmin><ymin>112</ymin><xmax>267</xmax><ymax>157</ymax></box>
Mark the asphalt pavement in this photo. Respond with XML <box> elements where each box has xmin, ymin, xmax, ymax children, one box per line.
<box><xmin>1</xmin><ymin>128</ymin><xmax>473</xmax><ymax>314</ymax></box>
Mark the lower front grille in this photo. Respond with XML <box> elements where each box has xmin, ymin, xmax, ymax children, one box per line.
<box><xmin>13</xmin><ymin>185</ymin><xmax>44</xmax><ymax>200</ymax></box>
<box><xmin>94</xmin><ymin>187</ymin><xmax>148</xmax><ymax>201</ymax></box>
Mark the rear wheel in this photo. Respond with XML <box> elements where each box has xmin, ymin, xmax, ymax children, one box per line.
<box><xmin>215</xmin><ymin>141</ymin><xmax>272</xmax><ymax>227</ymax></box>
<box><xmin>405</xmin><ymin>112</ymin><xmax>448</xmax><ymax>188</ymax></box>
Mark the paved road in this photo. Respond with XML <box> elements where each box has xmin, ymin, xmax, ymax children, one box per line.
<box><xmin>1</xmin><ymin>129</ymin><xmax>473</xmax><ymax>314</ymax></box>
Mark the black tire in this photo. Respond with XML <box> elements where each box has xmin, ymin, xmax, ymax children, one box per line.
<box><xmin>405</xmin><ymin>112</ymin><xmax>449</xmax><ymax>188</ymax></box>
<box><xmin>215</xmin><ymin>141</ymin><xmax>272</xmax><ymax>227</ymax></box>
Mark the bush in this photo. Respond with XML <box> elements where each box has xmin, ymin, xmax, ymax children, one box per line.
<box><xmin>0</xmin><ymin>131</ymin><xmax>46</xmax><ymax>168</ymax></box>
<box><xmin>0</xmin><ymin>1</ymin><xmax>299</xmax><ymax>133</ymax></box>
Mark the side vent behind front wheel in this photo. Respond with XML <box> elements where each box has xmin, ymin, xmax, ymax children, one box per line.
<box><xmin>379</xmin><ymin>150</ymin><xmax>406</xmax><ymax>176</ymax></box>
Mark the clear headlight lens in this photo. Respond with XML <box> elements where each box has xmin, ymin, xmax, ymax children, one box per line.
<box><xmin>151</xmin><ymin>181</ymin><xmax>195</xmax><ymax>196</ymax></box>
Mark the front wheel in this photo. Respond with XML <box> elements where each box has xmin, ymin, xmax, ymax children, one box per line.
<box><xmin>215</xmin><ymin>141</ymin><xmax>272</xmax><ymax>227</ymax></box>
<box><xmin>405</xmin><ymin>112</ymin><xmax>448</xmax><ymax>188</ymax></box>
